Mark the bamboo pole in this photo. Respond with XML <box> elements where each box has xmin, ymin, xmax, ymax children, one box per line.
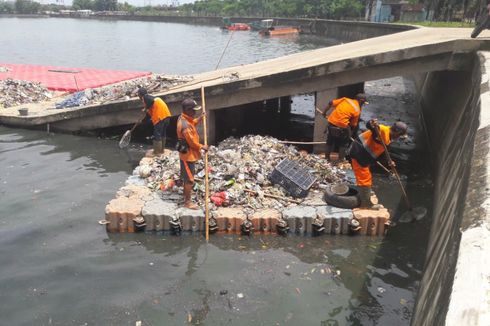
<box><xmin>201</xmin><ymin>86</ymin><xmax>210</xmax><ymax>242</ymax></box>
<box><xmin>279</xmin><ymin>140</ymin><xmax>325</xmax><ymax>145</ymax></box>
<box><xmin>243</xmin><ymin>189</ymin><xmax>302</xmax><ymax>204</ymax></box>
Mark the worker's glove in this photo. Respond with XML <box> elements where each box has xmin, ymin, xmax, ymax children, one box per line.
<box><xmin>367</xmin><ymin>119</ymin><xmax>378</xmax><ymax>129</ymax></box>
<box><xmin>388</xmin><ymin>160</ymin><xmax>396</xmax><ymax>168</ymax></box>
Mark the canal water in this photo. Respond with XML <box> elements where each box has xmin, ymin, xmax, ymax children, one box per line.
<box><xmin>0</xmin><ymin>17</ymin><xmax>433</xmax><ymax>325</ymax></box>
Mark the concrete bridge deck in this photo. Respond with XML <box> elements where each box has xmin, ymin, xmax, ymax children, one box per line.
<box><xmin>1</xmin><ymin>27</ymin><xmax>488</xmax><ymax>137</ymax></box>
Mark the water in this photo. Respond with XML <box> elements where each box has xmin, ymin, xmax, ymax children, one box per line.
<box><xmin>0</xmin><ymin>17</ymin><xmax>334</xmax><ymax>74</ymax></box>
<box><xmin>0</xmin><ymin>18</ymin><xmax>433</xmax><ymax>325</ymax></box>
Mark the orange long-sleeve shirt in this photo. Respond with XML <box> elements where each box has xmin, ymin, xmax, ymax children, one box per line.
<box><xmin>327</xmin><ymin>97</ymin><xmax>361</xmax><ymax>129</ymax></box>
<box><xmin>177</xmin><ymin>113</ymin><xmax>203</xmax><ymax>162</ymax></box>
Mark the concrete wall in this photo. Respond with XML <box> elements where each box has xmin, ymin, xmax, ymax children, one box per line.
<box><xmin>411</xmin><ymin>52</ymin><xmax>490</xmax><ymax>325</ymax></box>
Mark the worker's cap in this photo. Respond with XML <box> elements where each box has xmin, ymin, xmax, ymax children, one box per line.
<box><xmin>355</xmin><ymin>93</ymin><xmax>369</xmax><ymax>105</ymax></box>
<box><xmin>392</xmin><ymin>121</ymin><xmax>408</xmax><ymax>136</ymax></box>
<box><xmin>182</xmin><ymin>98</ymin><xmax>202</xmax><ymax>111</ymax></box>
<box><xmin>143</xmin><ymin>94</ymin><xmax>154</xmax><ymax>109</ymax></box>
<box><xmin>137</xmin><ymin>87</ymin><xmax>148</xmax><ymax>98</ymax></box>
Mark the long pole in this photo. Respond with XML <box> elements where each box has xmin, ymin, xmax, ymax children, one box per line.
<box><xmin>373</xmin><ymin>125</ymin><xmax>411</xmax><ymax>209</ymax></box>
<box><xmin>215</xmin><ymin>30</ymin><xmax>234</xmax><ymax>70</ymax></box>
<box><xmin>201</xmin><ymin>86</ymin><xmax>210</xmax><ymax>242</ymax></box>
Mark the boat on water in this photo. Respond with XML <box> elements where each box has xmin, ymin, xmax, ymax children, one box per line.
<box><xmin>224</xmin><ymin>23</ymin><xmax>251</xmax><ymax>31</ymax></box>
<box><xmin>249</xmin><ymin>19</ymin><xmax>274</xmax><ymax>31</ymax></box>
<box><xmin>259</xmin><ymin>25</ymin><xmax>301</xmax><ymax>36</ymax></box>
<box><xmin>221</xmin><ymin>17</ymin><xmax>251</xmax><ymax>31</ymax></box>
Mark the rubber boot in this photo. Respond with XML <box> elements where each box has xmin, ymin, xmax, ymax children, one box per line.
<box><xmin>153</xmin><ymin>140</ymin><xmax>163</xmax><ymax>156</ymax></box>
<box><xmin>358</xmin><ymin>186</ymin><xmax>381</xmax><ymax>209</ymax></box>
<box><xmin>338</xmin><ymin>146</ymin><xmax>347</xmax><ymax>161</ymax></box>
<box><xmin>324</xmin><ymin>144</ymin><xmax>332</xmax><ymax>160</ymax></box>
<box><xmin>183</xmin><ymin>183</ymin><xmax>198</xmax><ymax>210</ymax></box>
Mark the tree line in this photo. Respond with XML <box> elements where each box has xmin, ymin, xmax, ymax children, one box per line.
<box><xmin>1</xmin><ymin>0</ymin><xmax>488</xmax><ymax>22</ymax></box>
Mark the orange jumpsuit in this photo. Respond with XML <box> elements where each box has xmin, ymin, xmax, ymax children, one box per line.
<box><xmin>177</xmin><ymin>113</ymin><xmax>203</xmax><ymax>183</ymax></box>
<box><xmin>350</xmin><ymin>125</ymin><xmax>391</xmax><ymax>187</ymax></box>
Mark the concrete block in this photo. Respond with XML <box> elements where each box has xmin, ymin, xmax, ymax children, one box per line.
<box><xmin>316</xmin><ymin>206</ymin><xmax>353</xmax><ymax>235</ymax></box>
<box><xmin>367</xmin><ymin>216</ymin><xmax>379</xmax><ymax>236</ymax></box>
<box><xmin>341</xmin><ymin>217</ymin><xmax>350</xmax><ymax>234</ymax></box>
<box><xmin>117</xmin><ymin>184</ymin><xmax>152</xmax><ymax>200</ymax></box>
<box><xmin>142</xmin><ymin>199</ymin><xmax>178</xmax><ymax>232</ymax></box>
<box><xmin>282</xmin><ymin>206</ymin><xmax>317</xmax><ymax>234</ymax></box>
<box><xmin>250</xmin><ymin>209</ymin><xmax>281</xmax><ymax>233</ymax></box>
<box><xmin>105</xmin><ymin>197</ymin><xmax>144</xmax><ymax>233</ymax></box>
<box><xmin>331</xmin><ymin>217</ymin><xmax>342</xmax><ymax>235</ymax></box>
<box><xmin>176</xmin><ymin>207</ymin><xmax>205</xmax><ymax>232</ymax></box>
<box><xmin>377</xmin><ymin>214</ymin><xmax>389</xmax><ymax>236</ymax></box>
<box><xmin>214</xmin><ymin>207</ymin><xmax>247</xmax><ymax>233</ymax></box>
<box><xmin>353</xmin><ymin>208</ymin><xmax>390</xmax><ymax>236</ymax></box>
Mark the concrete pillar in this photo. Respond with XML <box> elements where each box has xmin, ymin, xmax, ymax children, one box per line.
<box><xmin>279</xmin><ymin>96</ymin><xmax>292</xmax><ymax>133</ymax></box>
<box><xmin>313</xmin><ymin>88</ymin><xmax>338</xmax><ymax>153</ymax></box>
<box><xmin>207</xmin><ymin>109</ymin><xmax>216</xmax><ymax>145</ymax></box>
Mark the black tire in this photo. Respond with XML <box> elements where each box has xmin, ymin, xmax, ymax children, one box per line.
<box><xmin>324</xmin><ymin>185</ymin><xmax>360</xmax><ymax>209</ymax></box>
<box><xmin>471</xmin><ymin>16</ymin><xmax>489</xmax><ymax>38</ymax></box>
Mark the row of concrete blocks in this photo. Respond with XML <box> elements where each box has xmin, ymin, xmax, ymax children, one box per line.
<box><xmin>105</xmin><ymin>196</ymin><xmax>390</xmax><ymax>236</ymax></box>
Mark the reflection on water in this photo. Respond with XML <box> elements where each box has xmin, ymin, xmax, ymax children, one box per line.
<box><xmin>0</xmin><ymin>126</ymin><xmax>432</xmax><ymax>325</ymax></box>
<box><xmin>0</xmin><ymin>17</ymin><xmax>335</xmax><ymax>74</ymax></box>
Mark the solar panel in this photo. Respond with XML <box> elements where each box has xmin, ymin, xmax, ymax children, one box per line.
<box><xmin>269</xmin><ymin>159</ymin><xmax>317</xmax><ymax>198</ymax></box>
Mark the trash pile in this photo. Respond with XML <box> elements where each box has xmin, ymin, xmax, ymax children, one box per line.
<box><xmin>0</xmin><ymin>79</ymin><xmax>53</xmax><ymax>108</ymax></box>
<box><xmin>137</xmin><ymin>135</ymin><xmax>348</xmax><ymax>211</ymax></box>
<box><xmin>56</xmin><ymin>74</ymin><xmax>193</xmax><ymax>109</ymax></box>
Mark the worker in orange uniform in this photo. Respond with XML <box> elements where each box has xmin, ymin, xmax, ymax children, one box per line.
<box><xmin>320</xmin><ymin>93</ymin><xmax>368</xmax><ymax>161</ymax></box>
<box><xmin>348</xmin><ymin>119</ymin><xmax>407</xmax><ymax>208</ymax></box>
<box><xmin>138</xmin><ymin>88</ymin><xmax>172</xmax><ymax>156</ymax></box>
<box><xmin>176</xmin><ymin>98</ymin><xmax>208</xmax><ymax>210</ymax></box>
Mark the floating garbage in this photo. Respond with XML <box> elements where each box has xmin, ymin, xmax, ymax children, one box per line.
<box><xmin>0</xmin><ymin>78</ymin><xmax>52</xmax><ymax>108</ymax></box>
<box><xmin>139</xmin><ymin>135</ymin><xmax>348</xmax><ymax>210</ymax></box>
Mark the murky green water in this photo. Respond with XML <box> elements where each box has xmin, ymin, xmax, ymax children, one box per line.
<box><xmin>0</xmin><ymin>18</ymin><xmax>433</xmax><ymax>325</ymax></box>
<box><xmin>0</xmin><ymin>126</ymin><xmax>433</xmax><ymax>325</ymax></box>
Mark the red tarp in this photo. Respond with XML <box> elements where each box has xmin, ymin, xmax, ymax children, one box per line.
<box><xmin>0</xmin><ymin>63</ymin><xmax>151</xmax><ymax>92</ymax></box>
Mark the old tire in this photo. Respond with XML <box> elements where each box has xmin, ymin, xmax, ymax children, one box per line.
<box><xmin>324</xmin><ymin>185</ymin><xmax>360</xmax><ymax>209</ymax></box>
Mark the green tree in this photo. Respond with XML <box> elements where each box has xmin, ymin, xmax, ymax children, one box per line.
<box><xmin>72</xmin><ymin>0</ymin><xmax>94</xmax><ymax>10</ymax></box>
<box><xmin>0</xmin><ymin>1</ymin><xmax>15</xmax><ymax>13</ymax></box>
<box><xmin>93</xmin><ymin>0</ymin><xmax>117</xmax><ymax>11</ymax></box>
<box><xmin>15</xmin><ymin>0</ymin><xmax>41</xmax><ymax>14</ymax></box>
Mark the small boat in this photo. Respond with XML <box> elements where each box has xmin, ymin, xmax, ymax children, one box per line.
<box><xmin>259</xmin><ymin>25</ymin><xmax>301</xmax><ymax>36</ymax></box>
<box><xmin>249</xmin><ymin>19</ymin><xmax>274</xmax><ymax>31</ymax></box>
<box><xmin>224</xmin><ymin>23</ymin><xmax>251</xmax><ymax>31</ymax></box>
<box><xmin>221</xmin><ymin>17</ymin><xmax>251</xmax><ymax>31</ymax></box>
